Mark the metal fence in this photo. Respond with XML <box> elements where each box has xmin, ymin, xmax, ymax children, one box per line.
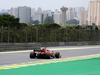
<box><xmin>0</xmin><ymin>26</ymin><xmax>100</xmax><ymax>43</ymax></box>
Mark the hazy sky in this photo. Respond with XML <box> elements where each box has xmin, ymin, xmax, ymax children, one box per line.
<box><xmin>0</xmin><ymin>0</ymin><xmax>89</xmax><ymax>10</ymax></box>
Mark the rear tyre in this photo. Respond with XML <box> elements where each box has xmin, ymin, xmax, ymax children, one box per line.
<box><xmin>46</xmin><ymin>53</ymin><xmax>51</xmax><ymax>59</ymax></box>
<box><xmin>30</xmin><ymin>52</ymin><xmax>35</xmax><ymax>59</ymax></box>
<box><xmin>55</xmin><ymin>52</ymin><xmax>60</xmax><ymax>58</ymax></box>
<box><xmin>37</xmin><ymin>54</ymin><xmax>41</xmax><ymax>58</ymax></box>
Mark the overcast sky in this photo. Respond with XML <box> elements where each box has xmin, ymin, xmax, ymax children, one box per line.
<box><xmin>0</xmin><ymin>0</ymin><xmax>90</xmax><ymax>10</ymax></box>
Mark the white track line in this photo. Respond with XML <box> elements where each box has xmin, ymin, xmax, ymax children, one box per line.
<box><xmin>0</xmin><ymin>46</ymin><xmax>100</xmax><ymax>54</ymax></box>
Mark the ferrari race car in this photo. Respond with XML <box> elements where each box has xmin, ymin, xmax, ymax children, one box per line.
<box><xmin>30</xmin><ymin>48</ymin><xmax>61</xmax><ymax>59</ymax></box>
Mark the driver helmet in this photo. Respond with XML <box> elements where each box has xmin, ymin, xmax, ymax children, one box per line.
<box><xmin>42</xmin><ymin>48</ymin><xmax>46</xmax><ymax>52</ymax></box>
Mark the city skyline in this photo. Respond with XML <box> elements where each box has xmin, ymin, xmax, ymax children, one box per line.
<box><xmin>8</xmin><ymin>6</ymin><xmax>87</xmax><ymax>25</ymax></box>
<box><xmin>0</xmin><ymin>0</ymin><xmax>89</xmax><ymax>10</ymax></box>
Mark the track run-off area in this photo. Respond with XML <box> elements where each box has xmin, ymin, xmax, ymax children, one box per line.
<box><xmin>0</xmin><ymin>45</ymin><xmax>100</xmax><ymax>75</ymax></box>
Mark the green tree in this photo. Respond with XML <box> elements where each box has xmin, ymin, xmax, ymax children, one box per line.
<box><xmin>44</xmin><ymin>23</ymin><xmax>61</xmax><ymax>28</ymax></box>
<box><xmin>31</xmin><ymin>20</ymin><xmax>39</xmax><ymax>24</ymax></box>
<box><xmin>33</xmin><ymin>24</ymin><xmax>44</xmax><ymax>28</ymax></box>
<box><xmin>66</xmin><ymin>19</ymin><xmax>79</xmax><ymax>25</ymax></box>
<box><xmin>44</xmin><ymin>16</ymin><xmax>54</xmax><ymax>24</ymax></box>
<box><xmin>0</xmin><ymin>14</ymin><xmax>26</xmax><ymax>27</ymax></box>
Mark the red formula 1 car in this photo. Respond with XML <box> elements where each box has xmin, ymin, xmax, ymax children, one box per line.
<box><xmin>30</xmin><ymin>48</ymin><xmax>61</xmax><ymax>59</ymax></box>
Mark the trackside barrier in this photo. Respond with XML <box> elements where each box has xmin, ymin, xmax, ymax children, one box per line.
<box><xmin>0</xmin><ymin>43</ymin><xmax>41</xmax><ymax>51</ymax></box>
<box><xmin>0</xmin><ymin>41</ymin><xmax>100</xmax><ymax>51</ymax></box>
<box><xmin>40</xmin><ymin>41</ymin><xmax>100</xmax><ymax>47</ymax></box>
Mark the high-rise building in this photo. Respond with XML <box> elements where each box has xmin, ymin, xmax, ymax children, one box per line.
<box><xmin>31</xmin><ymin>8</ymin><xmax>35</xmax><ymax>17</ymax></box>
<box><xmin>32</xmin><ymin>12</ymin><xmax>42</xmax><ymax>23</ymax></box>
<box><xmin>41</xmin><ymin>11</ymin><xmax>48</xmax><ymax>23</ymax></box>
<box><xmin>0</xmin><ymin>9</ymin><xmax>8</xmax><ymax>15</ymax></box>
<box><xmin>32</xmin><ymin>7</ymin><xmax>43</xmax><ymax>24</ymax></box>
<box><xmin>18</xmin><ymin>6</ymin><xmax>31</xmax><ymax>23</ymax></box>
<box><xmin>8</xmin><ymin>8</ymin><xmax>19</xmax><ymax>18</ymax></box>
<box><xmin>8</xmin><ymin>8</ymin><xmax>15</xmax><ymax>16</ymax></box>
<box><xmin>79</xmin><ymin>10</ymin><xmax>87</xmax><ymax>25</ymax></box>
<box><xmin>88</xmin><ymin>0</ymin><xmax>100</xmax><ymax>26</ymax></box>
<box><xmin>74</xmin><ymin>7</ymin><xmax>85</xmax><ymax>20</ymax></box>
<box><xmin>53</xmin><ymin>12</ymin><xmax>62</xmax><ymax>24</ymax></box>
<box><xmin>47</xmin><ymin>10</ymin><xmax>52</xmax><ymax>16</ymax></box>
<box><xmin>67</xmin><ymin>7</ymin><xmax>76</xmax><ymax>21</ymax></box>
<box><xmin>8</xmin><ymin>6</ymin><xmax>31</xmax><ymax>23</ymax></box>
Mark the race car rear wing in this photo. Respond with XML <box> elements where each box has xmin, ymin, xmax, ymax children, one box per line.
<box><xmin>33</xmin><ymin>49</ymin><xmax>44</xmax><ymax>52</ymax></box>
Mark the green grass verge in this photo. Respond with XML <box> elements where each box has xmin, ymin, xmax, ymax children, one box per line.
<box><xmin>0</xmin><ymin>57</ymin><xmax>100</xmax><ymax>75</ymax></box>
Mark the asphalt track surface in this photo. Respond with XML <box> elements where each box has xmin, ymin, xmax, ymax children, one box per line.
<box><xmin>0</xmin><ymin>45</ymin><xmax>100</xmax><ymax>65</ymax></box>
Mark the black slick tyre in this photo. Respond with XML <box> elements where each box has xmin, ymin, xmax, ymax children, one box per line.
<box><xmin>46</xmin><ymin>53</ymin><xmax>51</xmax><ymax>59</ymax></box>
<box><xmin>30</xmin><ymin>52</ymin><xmax>35</xmax><ymax>59</ymax></box>
<box><xmin>55</xmin><ymin>52</ymin><xmax>60</xmax><ymax>58</ymax></box>
<box><xmin>37</xmin><ymin>54</ymin><xmax>41</xmax><ymax>58</ymax></box>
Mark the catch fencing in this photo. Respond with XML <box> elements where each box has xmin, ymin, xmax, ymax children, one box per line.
<box><xmin>0</xmin><ymin>26</ymin><xmax>100</xmax><ymax>43</ymax></box>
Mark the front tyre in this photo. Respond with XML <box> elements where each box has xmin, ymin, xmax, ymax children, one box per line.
<box><xmin>55</xmin><ymin>52</ymin><xmax>60</xmax><ymax>58</ymax></box>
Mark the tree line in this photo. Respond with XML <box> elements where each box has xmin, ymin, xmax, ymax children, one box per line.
<box><xmin>0</xmin><ymin>14</ymin><xmax>99</xmax><ymax>43</ymax></box>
